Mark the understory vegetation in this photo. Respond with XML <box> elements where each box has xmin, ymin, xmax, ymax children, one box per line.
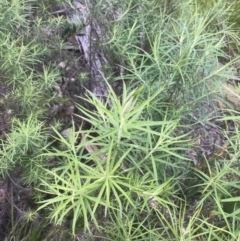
<box><xmin>1</xmin><ymin>0</ymin><xmax>240</xmax><ymax>240</ymax></box>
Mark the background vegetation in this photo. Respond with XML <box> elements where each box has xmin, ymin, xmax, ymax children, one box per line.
<box><xmin>1</xmin><ymin>0</ymin><xmax>240</xmax><ymax>240</ymax></box>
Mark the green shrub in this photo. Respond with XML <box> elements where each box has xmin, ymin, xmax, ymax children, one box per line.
<box><xmin>1</xmin><ymin>0</ymin><xmax>240</xmax><ymax>240</ymax></box>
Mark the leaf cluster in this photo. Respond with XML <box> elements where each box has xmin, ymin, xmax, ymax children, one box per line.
<box><xmin>1</xmin><ymin>0</ymin><xmax>240</xmax><ymax>240</ymax></box>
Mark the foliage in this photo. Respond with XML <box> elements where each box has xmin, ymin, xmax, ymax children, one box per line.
<box><xmin>1</xmin><ymin>0</ymin><xmax>240</xmax><ymax>240</ymax></box>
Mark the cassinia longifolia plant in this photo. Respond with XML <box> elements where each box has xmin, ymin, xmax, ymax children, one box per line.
<box><xmin>1</xmin><ymin>0</ymin><xmax>240</xmax><ymax>240</ymax></box>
